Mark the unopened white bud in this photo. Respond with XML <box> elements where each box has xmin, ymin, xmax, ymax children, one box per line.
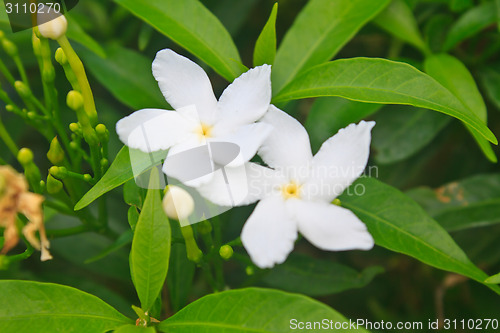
<box><xmin>37</xmin><ymin>13</ymin><xmax>67</xmax><ymax>40</ymax></box>
<box><xmin>162</xmin><ymin>186</ymin><xmax>194</xmax><ymax>221</ymax></box>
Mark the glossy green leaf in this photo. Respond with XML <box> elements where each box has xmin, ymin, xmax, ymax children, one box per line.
<box><xmin>478</xmin><ymin>64</ymin><xmax>500</xmax><ymax>111</ymax></box>
<box><xmin>372</xmin><ymin>106</ymin><xmax>451</xmax><ymax>164</ymax></box>
<box><xmin>0</xmin><ymin>280</ymin><xmax>130</xmax><ymax>332</ymax></box>
<box><xmin>273</xmin><ymin>58</ymin><xmax>497</xmax><ymax>144</ymax></box>
<box><xmin>158</xmin><ymin>288</ymin><xmax>369</xmax><ymax>333</ymax></box>
<box><xmin>124</xmin><ymin>179</ymin><xmax>147</xmax><ymax>209</ymax></box>
<box><xmin>373</xmin><ymin>0</ymin><xmax>428</xmax><ymax>53</ymax></box>
<box><xmin>340</xmin><ymin>178</ymin><xmax>500</xmax><ymax>294</ymax></box>
<box><xmin>424</xmin><ymin>14</ymin><xmax>453</xmax><ymax>54</ymax></box>
<box><xmin>407</xmin><ymin>174</ymin><xmax>500</xmax><ymax>232</ymax></box>
<box><xmin>75</xmin><ymin>147</ymin><xmax>167</xmax><ymax>210</ymax></box>
<box><xmin>262</xmin><ymin>254</ymin><xmax>383</xmax><ymax>296</ymax></box>
<box><xmin>82</xmin><ymin>45</ymin><xmax>167</xmax><ymax>110</ymax></box>
<box><xmin>114</xmin><ymin>0</ymin><xmax>243</xmax><ymax>81</ymax></box>
<box><xmin>253</xmin><ymin>3</ymin><xmax>278</xmax><ymax>67</ymax></box>
<box><xmin>114</xmin><ymin>325</ymin><xmax>156</xmax><ymax>333</ymax></box>
<box><xmin>305</xmin><ymin>97</ymin><xmax>381</xmax><ymax>152</ymax></box>
<box><xmin>272</xmin><ymin>0</ymin><xmax>390</xmax><ymax>93</ymax></box>
<box><xmin>128</xmin><ymin>206</ymin><xmax>140</xmax><ymax>231</ymax></box>
<box><xmin>424</xmin><ymin>54</ymin><xmax>496</xmax><ymax>162</ymax></box>
<box><xmin>443</xmin><ymin>1</ymin><xmax>498</xmax><ymax>51</ymax></box>
<box><xmin>130</xmin><ymin>168</ymin><xmax>171</xmax><ymax>312</ymax></box>
<box><xmin>66</xmin><ymin>15</ymin><xmax>106</xmax><ymax>58</ymax></box>
<box><xmin>486</xmin><ymin>272</ymin><xmax>500</xmax><ymax>284</ymax></box>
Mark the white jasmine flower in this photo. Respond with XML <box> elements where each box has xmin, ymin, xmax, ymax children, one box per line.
<box><xmin>116</xmin><ymin>49</ymin><xmax>273</xmax><ymax>187</ymax></box>
<box><xmin>201</xmin><ymin>106</ymin><xmax>375</xmax><ymax>268</ymax></box>
<box><xmin>37</xmin><ymin>12</ymin><xmax>67</xmax><ymax>40</ymax></box>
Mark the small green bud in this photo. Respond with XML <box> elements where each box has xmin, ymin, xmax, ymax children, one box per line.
<box><xmin>219</xmin><ymin>245</ymin><xmax>234</xmax><ymax>260</ymax></box>
<box><xmin>246</xmin><ymin>266</ymin><xmax>255</xmax><ymax>276</ymax></box>
<box><xmin>32</xmin><ymin>34</ymin><xmax>42</xmax><ymax>56</ymax></box>
<box><xmin>27</xmin><ymin>111</ymin><xmax>37</xmax><ymax>120</ymax></box>
<box><xmin>54</xmin><ymin>47</ymin><xmax>67</xmax><ymax>65</ymax></box>
<box><xmin>95</xmin><ymin>124</ymin><xmax>109</xmax><ymax>142</ymax></box>
<box><xmin>66</xmin><ymin>90</ymin><xmax>84</xmax><ymax>111</ymax></box>
<box><xmin>17</xmin><ymin>148</ymin><xmax>34</xmax><ymax>165</ymax></box>
<box><xmin>69</xmin><ymin>122</ymin><xmax>82</xmax><ymax>134</ymax></box>
<box><xmin>197</xmin><ymin>220</ymin><xmax>212</xmax><ymax>235</ymax></box>
<box><xmin>100</xmin><ymin>158</ymin><xmax>108</xmax><ymax>169</ymax></box>
<box><xmin>0</xmin><ymin>255</ymin><xmax>9</xmax><ymax>270</ymax></box>
<box><xmin>14</xmin><ymin>81</ymin><xmax>31</xmax><ymax>98</ymax></box>
<box><xmin>42</xmin><ymin>66</ymin><xmax>55</xmax><ymax>83</ymax></box>
<box><xmin>332</xmin><ymin>198</ymin><xmax>341</xmax><ymax>206</ymax></box>
<box><xmin>69</xmin><ymin>141</ymin><xmax>78</xmax><ymax>150</ymax></box>
<box><xmin>38</xmin><ymin>14</ymin><xmax>67</xmax><ymax>40</ymax></box>
<box><xmin>46</xmin><ymin>174</ymin><xmax>63</xmax><ymax>194</ymax></box>
<box><xmin>49</xmin><ymin>166</ymin><xmax>67</xmax><ymax>179</ymax></box>
<box><xmin>39</xmin><ymin>180</ymin><xmax>46</xmax><ymax>191</ymax></box>
<box><xmin>5</xmin><ymin>105</ymin><xmax>14</xmax><ymax>112</ymax></box>
<box><xmin>47</xmin><ymin>137</ymin><xmax>65</xmax><ymax>165</ymax></box>
<box><xmin>2</xmin><ymin>39</ymin><xmax>17</xmax><ymax>57</ymax></box>
<box><xmin>83</xmin><ymin>174</ymin><xmax>92</xmax><ymax>182</ymax></box>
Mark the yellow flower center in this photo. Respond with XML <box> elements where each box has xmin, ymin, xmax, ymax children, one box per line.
<box><xmin>195</xmin><ymin>123</ymin><xmax>213</xmax><ymax>139</ymax></box>
<box><xmin>281</xmin><ymin>181</ymin><xmax>301</xmax><ymax>200</ymax></box>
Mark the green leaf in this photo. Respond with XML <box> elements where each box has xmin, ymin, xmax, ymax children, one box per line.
<box><xmin>340</xmin><ymin>178</ymin><xmax>500</xmax><ymax>294</ymax></box>
<box><xmin>138</xmin><ymin>23</ymin><xmax>154</xmax><ymax>51</ymax></box>
<box><xmin>305</xmin><ymin>97</ymin><xmax>381</xmax><ymax>152</ymax></box>
<box><xmin>424</xmin><ymin>54</ymin><xmax>496</xmax><ymax>162</ymax></box>
<box><xmin>128</xmin><ymin>206</ymin><xmax>140</xmax><ymax>231</ymax></box>
<box><xmin>81</xmin><ymin>44</ymin><xmax>167</xmax><ymax>110</ymax></box>
<box><xmin>486</xmin><ymin>272</ymin><xmax>500</xmax><ymax>284</ymax></box>
<box><xmin>124</xmin><ymin>179</ymin><xmax>147</xmax><ymax>209</ymax></box>
<box><xmin>272</xmin><ymin>0</ymin><xmax>390</xmax><ymax>93</ymax></box>
<box><xmin>478</xmin><ymin>63</ymin><xmax>500</xmax><ymax>111</ymax></box>
<box><xmin>443</xmin><ymin>1</ymin><xmax>498</xmax><ymax>51</ymax></box>
<box><xmin>114</xmin><ymin>0</ymin><xmax>243</xmax><ymax>81</ymax></box>
<box><xmin>262</xmin><ymin>254</ymin><xmax>383</xmax><ymax>296</ymax></box>
<box><xmin>0</xmin><ymin>280</ymin><xmax>130</xmax><ymax>332</ymax></box>
<box><xmin>272</xmin><ymin>58</ymin><xmax>497</xmax><ymax>144</ymax></box>
<box><xmin>373</xmin><ymin>0</ymin><xmax>429</xmax><ymax>54</ymax></box>
<box><xmin>406</xmin><ymin>174</ymin><xmax>500</xmax><ymax>232</ymax></box>
<box><xmin>75</xmin><ymin>146</ymin><xmax>166</xmax><ymax>210</ymax></box>
<box><xmin>114</xmin><ymin>325</ymin><xmax>156</xmax><ymax>332</ymax></box>
<box><xmin>372</xmin><ymin>106</ymin><xmax>451</xmax><ymax>164</ymax></box>
<box><xmin>130</xmin><ymin>168</ymin><xmax>171</xmax><ymax>312</ymax></box>
<box><xmin>66</xmin><ymin>15</ymin><xmax>106</xmax><ymax>58</ymax></box>
<box><xmin>158</xmin><ymin>288</ymin><xmax>369</xmax><ymax>333</ymax></box>
<box><xmin>253</xmin><ymin>3</ymin><xmax>278</xmax><ymax>67</ymax></box>
<box><xmin>85</xmin><ymin>230</ymin><xmax>134</xmax><ymax>264</ymax></box>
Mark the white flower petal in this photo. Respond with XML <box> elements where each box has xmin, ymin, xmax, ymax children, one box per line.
<box><xmin>163</xmin><ymin>139</ymin><xmax>214</xmax><ymax>188</ymax></box>
<box><xmin>116</xmin><ymin>109</ymin><xmax>192</xmax><ymax>152</ymax></box>
<box><xmin>197</xmin><ymin>162</ymin><xmax>283</xmax><ymax>207</ymax></box>
<box><xmin>290</xmin><ymin>200</ymin><xmax>374</xmax><ymax>251</ymax></box>
<box><xmin>241</xmin><ymin>196</ymin><xmax>298</xmax><ymax>269</ymax></box>
<box><xmin>303</xmin><ymin>121</ymin><xmax>375</xmax><ymax>202</ymax></box>
<box><xmin>258</xmin><ymin>105</ymin><xmax>313</xmax><ymax>171</ymax></box>
<box><xmin>215</xmin><ymin>65</ymin><xmax>272</xmax><ymax>128</ymax></box>
<box><xmin>212</xmin><ymin>123</ymin><xmax>273</xmax><ymax>167</ymax></box>
<box><xmin>153</xmin><ymin>49</ymin><xmax>218</xmax><ymax>123</ymax></box>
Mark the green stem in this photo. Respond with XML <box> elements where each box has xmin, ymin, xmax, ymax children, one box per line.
<box><xmin>46</xmin><ymin>225</ymin><xmax>89</xmax><ymax>238</ymax></box>
<box><xmin>13</xmin><ymin>56</ymin><xmax>30</xmax><ymax>88</ymax></box>
<box><xmin>57</xmin><ymin>35</ymin><xmax>98</xmax><ymax>126</ymax></box>
<box><xmin>0</xmin><ymin>58</ymin><xmax>15</xmax><ymax>85</ymax></box>
<box><xmin>0</xmin><ymin>118</ymin><xmax>19</xmax><ymax>156</ymax></box>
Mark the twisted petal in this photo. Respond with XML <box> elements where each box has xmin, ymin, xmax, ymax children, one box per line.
<box><xmin>289</xmin><ymin>200</ymin><xmax>374</xmax><ymax>251</ymax></box>
<box><xmin>153</xmin><ymin>49</ymin><xmax>218</xmax><ymax>123</ymax></box>
<box><xmin>241</xmin><ymin>196</ymin><xmax>297</xmax><ymax>268</ymax></box>
<box><xmin>258</xmin><ymin>106</ymin><xmax>313</xmax><ymax>172</ymax></box>
<box><xmin>116</xmin><ymin>109</ymin><xmax>193</xmax><ymax>152</ymax></box>
<box><xmin>212</xmin><ymin>123</ymin><xmax>273</xmax><ymax>167</ymax></box>
<box><xmin>303</xmin><ymin>121</ymin><xmax>375</xmax><ymax>202</ymax></box>
<box><xmin>215</xmin><ymin>65</ymin><xmax>272</xmax><ymax>129</ymax></box>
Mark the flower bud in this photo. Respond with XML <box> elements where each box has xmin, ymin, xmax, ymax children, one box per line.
<box><xmin>49</xmin><ymin>166</ymin><xmax>67</xmax><ymax>179</ymax></box>
<box><xmin>67</xmin><ymin>90</ymin><xmax>84</xmax><ymax>111</ymax></box>
<box><xmin>27</xmin><ymin>111</ymin><xmax>37</xmax><ymax>120</ymax></box>
<box><xmin>55</xmin><ymin>47</ymin><xmax>68</xmax><ymax>65</ymax></box>
<box><xmin>69</xmin><ymin>141</ymin><xmax>78</xmax><ymax>150</ymax></box>
<box><xmin>100</xmin><ymin>158</ymin><xmax>108</xmax><ymax>169</ymax></box>
<box><xmin>32</xmin><ymin>33</ymin><xmax>42</xmax><ymax>56</ymax></box>
<box><xmin>162</xmin><ymin>186</ymin><xmax>194</xmax><ymax>221</ymax></box>
<box><xmin>83</xmin><ymin>174</ymin><xmax>92</xmax><ymax>183</ymax></box>
<box><xmin>69</xmin><ymin>122</ymin><xmax>82</xmax><ymax>135</ymax></box>
<box><xmin>246</xmin><ymin>266</ymin><xmax>255</xmax><ymax>276</ymax></box>
<box><xmin>219</xmin><ymin>245</ymin><xmax>234</xmax><ymax>260</ymax></box>
<box><xmin>46</xmin><ymin>174</ymin><xmax>63</xmax><ymax>194</ymax></box>
<box><xmin>5</xmin><ymin>105</ymin><xmax>14</xmax><ymax>112</ymax></box>
<box><xmin>42</xmin><ymin>66</ymin><xmax>55</xmax><ymax>83</ymax></box>
<box><xmin>14</xmin><ymin>81</ymin><xmax>31</xmax><ymax>98</ymax></box>
<box><xmin>332</xmin><ymin>198</ymin><xmax>341</xmax><ymax>206</ymax></box>
<box><xmin>95</xmin><ymin>124</ymin><xmax>109</xmax><ymax>142</ymax></box>
<box><xmin>17</xmin><ymin>148</ymin><xmax>34</xmax><ymax>165</ymax></box>
<box><xmin>37</xmin><ymin>13</ymin><xmax>67</xmax><ymax>40</ymax></box>
<box><xmin>47</xmin><ymin>137</ymin><xmax>65</xmax><ymax>165</ymax></box>
<box><xmin>2</xmin><ymin>39</ymin><xmax>17</xmax><ymax>57</ymax></box>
